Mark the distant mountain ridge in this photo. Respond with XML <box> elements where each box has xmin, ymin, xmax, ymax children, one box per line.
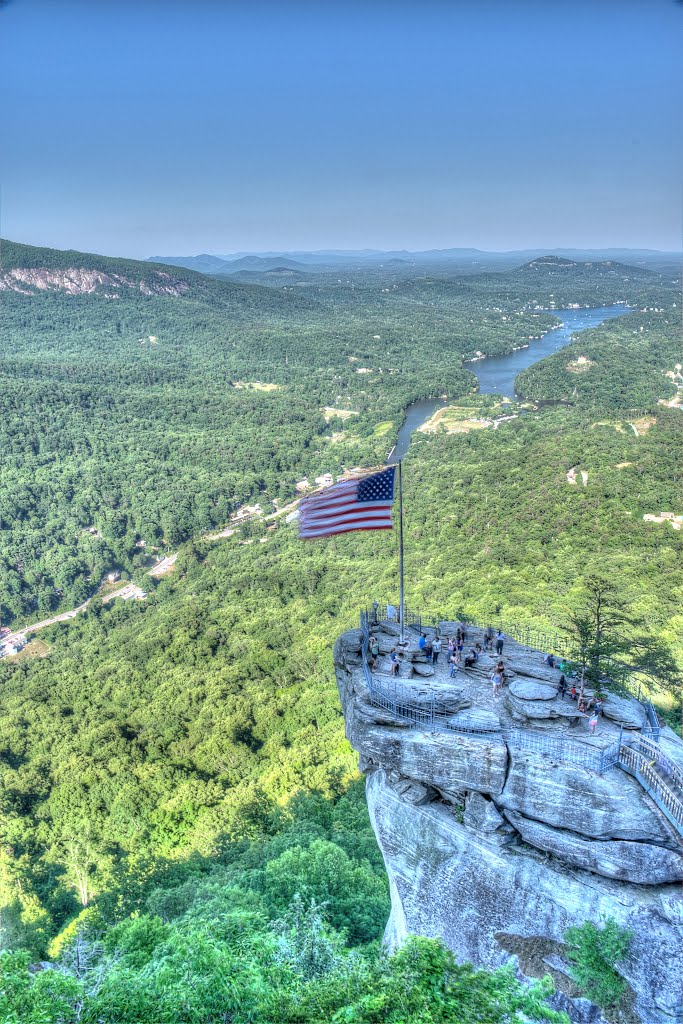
<box><xmin>514</xmin><ymin>254</ymin><xmax>656</xmax><ymax>278</ymax></box>
<box><xmin>148</xmin><ymin>246</ymin><xmax>682</xmax><ymax>275</ymax></box>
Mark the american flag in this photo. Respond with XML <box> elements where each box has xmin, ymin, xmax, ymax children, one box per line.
<box><xmin>298</xmin><ymin>466</ymin><xmax>396</xmax><ymax>539</ymax></box>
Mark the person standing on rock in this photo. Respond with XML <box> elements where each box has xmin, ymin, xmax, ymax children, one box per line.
<box><xmin>432</xmin><ymin>636</ymin><xmax>441</xmax><ymax>664</ymax></box>
<box><xmin>371</xmin><ymin>601</ymin><xmax>379</xmax><ymax>625</ymax></box>
<box><xmin>449</xmin><ymin>650</ymin><xmax>460</xmax><ymax>678</ymax></box>
<box><xmin>491</xmin><ymin>668</ymin><xmax>502</xmax><ymax>696</ymax></box>
<box><xmin>495</xmin><ymin>630</ymin><xmax>504</xmax><ymax>656</ymax></box>
<box><xmin>369</xmin><ymin>636</ymin><xmax>380</xmax><ymax>668</ymax></box>
<box><xmin>390</xmin><ymin>647</ymin><xmax>399</xmax><ymax>676</ymax></box>
<box><xmin>558</xmin><ymin>674</ymin><xmax>567</xmax><ymax>698</ymax></box>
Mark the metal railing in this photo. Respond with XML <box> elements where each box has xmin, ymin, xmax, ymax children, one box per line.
<box><xmin>642</xmin><ymin>701</ymin><xmax>662</xmax><ymax>742</ymax></box>
<box><xmin>618</xmin><ymin>739</ymin><xmax>683</xmax><ymax>836</ymax></box>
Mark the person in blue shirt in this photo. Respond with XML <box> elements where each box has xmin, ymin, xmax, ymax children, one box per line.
<box><xmin>418</xmin><ymin>634</ymin><xmax>427</xmax><ymax>651</ymax></box>
<box><xmin>390</xmin><ymin>648</ymin><xmax>400</xmax><ymax>676</ymax></box>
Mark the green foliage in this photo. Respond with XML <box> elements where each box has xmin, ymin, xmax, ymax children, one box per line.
<box><xmin>564</xmin><ymin>917</ymin><xmax>632</xmax><ymax>1009</ymax></box>
<box><xmin>0</xmin><ymin>240</ymin><xmax>680</xmax><ymax>1021</ymax></box>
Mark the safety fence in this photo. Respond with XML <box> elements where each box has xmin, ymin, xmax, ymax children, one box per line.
<box><xmin>619</xmin><ymin>735</ymin><xmax>683</xmax><ymax>836</ymax></box>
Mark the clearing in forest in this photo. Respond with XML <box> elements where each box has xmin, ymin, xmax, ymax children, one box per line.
<box><xmin>323</xmin><ymin>407</ymin><xmax>359</xmax><ymax>422</ymax></box>
<box><xmin>232</xmin><ymin>381</ymin><xmax>281</xmax><ymax>391</ymax></box>
<box><xmin>628</xmin><ymin>416</ymin><xmax>656</xmax><ymax>436</ymax></box>
<box><xmin>565</xmin><ymin>355</ymin><xmax>595</xmax><ymax>373</ymax></box>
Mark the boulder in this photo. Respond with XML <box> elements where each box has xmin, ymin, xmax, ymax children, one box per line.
<box><xmin>504</xmin><ymin>691</ymin><xmax>584</xmax><ymax>722</ymax></box>
<box><xmin>411</xmin><ymin>663</ymin><xmax>435</xmax><ymax>677</ymax></box>
<box><xmin>394</xmin><ymin>779</ymin><xmax>438</xmax><ymax>806</ymax></box>
<box><xmin>504</xmin><ymin>809</ymin><xmax>683</xmax><ymax>884</ymax></box>
<box><xmin>498</xmin><ymin>745</ymin><xmax>676</xmax><ymax>844</ymax></box>
<box><xmin>464</xmin><ymin>792</ymin><xmax>506</xmax><ymax>832</ymax></box>
<box><xmin>601</xmin><ymin>693</ymin><xmax>646</xmax><ymax>730</ymax></box>
<box><xmin>339</xmin><ymin>681</ymin><xmax>509</xmax><ymax>796</ymax></box>
<box><xmin>503</xmin><ymin>652</ymin><xmax>565</xmax><ymax>684</ymax></box>
<box><xmin>509</xmin><ymin>679</ymin><xmax>558</xmax><ymax>701</ymax></box>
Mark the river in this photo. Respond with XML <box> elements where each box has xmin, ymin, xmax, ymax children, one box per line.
<box><xmin>389</xmin><ymin>304</ymin><xmax>628</xmax><ymax>462</ymax></box>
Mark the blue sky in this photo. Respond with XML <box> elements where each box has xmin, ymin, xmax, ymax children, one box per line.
<box><xmin>1</xmin><ymin>0</ymin><xmax>681</xmax><ymax>257</ymax></box>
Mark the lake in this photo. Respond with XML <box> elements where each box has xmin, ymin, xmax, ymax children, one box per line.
<box><xmin>389</xmin><ymin>304</ymin><xmax>628</xmax><ymax>462</ymax></box>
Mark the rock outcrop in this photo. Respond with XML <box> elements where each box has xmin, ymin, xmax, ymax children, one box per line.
<box><xmin>335</xmin><ymin>623</ymin><xmax>683</xmax><ymax>1024</ymax></box>
<box><xmin>0</xmin><ymin>266</ymin><xmax>189</xmax><ymax>297</ymax></box>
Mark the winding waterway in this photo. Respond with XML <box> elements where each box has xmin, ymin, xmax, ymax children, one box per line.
<box><xmin>390</xmin><ymin>304</ymin><xmax>628</xmax><ymax>462</ymax></box>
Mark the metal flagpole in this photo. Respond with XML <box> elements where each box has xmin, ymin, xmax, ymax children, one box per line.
<box><xmin>398</xmin><ymin>460</ymin><xmax>405</xmax><ymax>643</ymax></box>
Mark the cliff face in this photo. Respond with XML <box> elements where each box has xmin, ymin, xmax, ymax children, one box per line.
<box><xmin>0</xmin><ymin>266</ymin><xmax>189</xmax><ymax>297</ymax></box>
<box><xmin>335</xmin><ymin>620</ymin><xmax>683</xmax><ymax>1024</ymax></box>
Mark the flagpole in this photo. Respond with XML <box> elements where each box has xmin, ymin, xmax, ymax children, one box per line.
<box><xmin>398</xmin><ymin>460</ymin><xmax>405</xmax><ymax>643</ymax></box>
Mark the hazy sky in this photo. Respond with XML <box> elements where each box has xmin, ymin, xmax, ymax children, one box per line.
<box><xmin>1</xmin><ymin>0</ymin><xmax>682</xmax><ymax>258</ymax></box>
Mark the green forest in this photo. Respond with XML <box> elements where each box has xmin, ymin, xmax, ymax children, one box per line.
<box><xmin>0</xmin><ymin>240</ymin><xmax>681</xmax><ymax>1022</ymax></box>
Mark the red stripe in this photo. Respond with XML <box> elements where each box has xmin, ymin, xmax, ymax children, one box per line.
<box><xmin>300</xmin><ymin>502</ymin><xmax>393</xmax><ymax>523</ymax></box>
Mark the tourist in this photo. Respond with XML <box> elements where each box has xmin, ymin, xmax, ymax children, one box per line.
<box><xmin>594</xmin><ymin>697</ymin><xmax>604</xmax><ymax>717</ymax></box>
<box><xmin>371</xmin><ymin>600</ymin><xmax>379</xmax><ymax>625</ymax></box>
<box><xmin>369</xmin><ymin>636</ymin><xmax>380</xmax><ymax>668</ymax></box>
<box><xmin>465</xmin><ymin>647</ymin><xmax>478</xmax><ymax>668</ymax></box>
<box><xmin>424</xmin><ymin>638</ymin><xmax>433</xmax><ymax>660</ymax></box>
<box><xmin>484</xmin><ymin>626</ymin><xmax>494</xmax><ymax>650</ymax></box>
<box><xmin>495</xmin><ymin>630</ymin><xmax>504</xmax><ymax>656</ymax></box>
<box><xmin>456</xmin><ymin>626</ymin><xmax>463</xmax><ymax>645</ymax></box>
<box><xmin>474</xmin><ymin>642</ymin><xmax>483</xmax><ymax>654</ymax></box>
<box><xmin>456</xmin><ymin>636</ymin><xmax>464</xmax><ymax>656</ymax></box>
<box><xmin>569</xmin><ymin>685</ymin><xmax>577</xmax><ymax>701</ymax></box>
<box><xmin>449</xmin><ymin>651</ymin><xmax>460</xmax><ymax>678</ymax></box>
<box><xmin>491</xmin><ymin>669</ymin><xmax>502</xmax><ymax>696</ymax></box>
<box><xmin>460</xmin><ymin>623</ymin><xmax>468</xmax><ymax>642</ymax></box>
<box><xmin>432</xmin><ymin>637</ymin><xmax>441</xmax><ymax>664</ymax></box>
<box><xmin>387</xmin><ymin>603</ymin><xmax>397</xmax><ymax>621</ymax></box>
<box><xmin>543</xmin><ymin>653</ymin><xmax>556</xmax><ymax>668</ymax></box>
<box><xmin>588</xmin><ymin>713</ymin><xmax>598</xmax><ymax>734</ymax></box>
<box><xmin>448</xmin><ymin>637</ymin><xmax>455</xmax><ymax>658</ymax></box>
<box><xmin>390</xmin><ymin>648</ymin><xmax>399</xmax><ymax>676</ymax></box>
<box><xmin>418</xmin><ymin>633</ymin><xmax>427</xmax><ymax>651</ymax></box>
<box><xmin>496</xmin><ymin>659</ymin><xmax>508</xmax><ymax>685</ymax></box>
<box><xmin>558</xmin><ymin>674</ymin><xmax>567</xmax><ymax>698</ymax></box>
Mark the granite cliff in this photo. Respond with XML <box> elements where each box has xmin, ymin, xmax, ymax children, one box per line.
<box><xmin>335</xmin><ymin>617</ymin><xmax>683</xmax><ymax>1024</ymax></box>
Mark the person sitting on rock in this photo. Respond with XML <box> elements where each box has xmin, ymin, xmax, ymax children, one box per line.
<box><xmin>418</xmin><ymin>633</ymin><xmax>427</xmax><ymax>651</ymax></box>
<box><xmin>569</xmin><ymin>685</ymin><xmax>577</xmax><ymax>701</ymax></box>
<box><xmin>464</xmin><ymin>647</ymin><xmax>478</xmax><ymax>668</ymax></box>
<box><xmin>390</xmin><ymin>648</ymin><xmax>399</xmax><ymax>676</ymax></box>
<box><xmin>474</xmin><ymin>642</ymin><xmax>483</xmax><ymax>654</ymax></box>
<box><xmin>543</xmin><ymin>652</ymin><xmax>556</xmax><ymax>668</ymax></box>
